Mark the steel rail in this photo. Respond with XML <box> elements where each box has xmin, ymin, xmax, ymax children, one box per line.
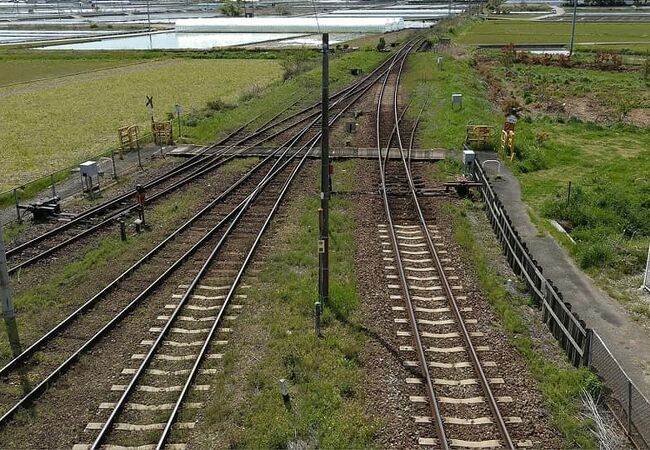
<box><xmin>407</xmin><ymin>95</ymin><xmax>429</xmax><ymax>172</ymax></box>
<box><xmin>154</xmin><ymin>65</ymin><xmax>393</xmax><ymax>448</ymax></box>
<box><xmin>5</xmin><ymin>103</ymin><xmax>308</xmax><ymax>274</ymax></box>
<box><xmin>6</xmin><ymin>69</ymin><xmax>388</xmax><ymax>273</ymax></box>
<box><xmin>93</xmin><ymin>49</ymin><xmax>409</xmax><ymax>449</ymax></box>
<box><xmin>375</xmin><ymin>40</ymin><xmax>450</xmax><ymax>450</ymax></box>
<box><xmin>391</xmin><ymin>53</ymin><xmax>516</xmax><ymax>450</ymax></box>
<box><xmin>4</xmin><ymin>118</ymin><xmax>255</xmax><ymax>259</ymax></box>
<box><xmin>0</xmin><ymin>52</ymin><xmax>396</xmax><ymax>428</ymax></box>
<box><xmin>0</xmin><ymin>99</ymin><xmax>331</xmax><ymax>382</ymax></box>
<box><xmin>91</xmin><ymin>129</ymin><xmax>310</xmax><ymax>450</ymax></box>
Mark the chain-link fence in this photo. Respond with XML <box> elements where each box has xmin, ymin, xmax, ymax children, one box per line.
<box><xmin>0</xmin><ymin>132</ymin><xmax>155</xmax><ymax>226</ymax></box>
<box><xmin>590</xmin><ymin>331</ymin><xmax>650</xmax><ymax>449</ymax></box>
<box><xmin>472</xmin><ymin>155</ymin><xmax>650</xmax><ymax>449</ymax></box>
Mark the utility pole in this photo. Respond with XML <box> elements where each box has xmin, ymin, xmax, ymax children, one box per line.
<box><xmin>569</xmin><ymin>0</ymin><xmax>578</xmax><ymax>57</ymax></box>
<box><xmin>146</xmin><ymin>0</ymin><xmax>152</xmax><ymax>32</ymax></box>
<box><xmin>0</xmin><ymin>222</ymin><xmax>22</xmax><ymax>359</ymax></box>
<box><xmin>318</xmin><ymin>33</ymin><xmax>330</xmax><ymax>309</ymax></box>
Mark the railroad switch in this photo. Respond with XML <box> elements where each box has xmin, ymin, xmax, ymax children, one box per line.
<box><xmin>17</xmin><ymin>196</ymin><xmax>61</xmax><ymax>223</ymax></box>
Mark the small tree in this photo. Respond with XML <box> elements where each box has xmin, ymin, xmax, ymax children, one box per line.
<box><xmin>221</xmin><ymin>0</ymin><xmax>243</xmax><ymax>17</ymax></box>
<box><xmin>376</xmin><ymin>37</ymin><xmax>386</xmax><ymax>52</ymax></box>
<box><xmin>642</xmin><ymin>58</ymin><xmax>650</xmax><ymax>81</ymax></box>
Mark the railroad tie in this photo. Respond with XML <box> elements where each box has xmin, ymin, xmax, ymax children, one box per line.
<box><xmin>73</xmin><ymin>445</ymin><xmax>186</xmax><ymax>450</ymax></box>
<box><xmin>98</xmin><ymin>402</ymin><xmax>203</xmax><ymax>411</ymax></box>
<box><xmin>405</xmin><ymin>377</ymin><xmax>505</xmax><ymax>386</ymax></box>
<box><xmin>121</xmin><ymin>368</ymin><xmax>218</xmax><ymax>376</ymax></box>
<box><xmin>139</xmin><ymin>339</ymin><xmax>227</xmax><ymax>347</ymax></box>
<box><xmin>85</xmin><ymin>422</ymin><xmax>195</xmax><ymax>431</ymax></box>
<box><xmin>111</xmin><ymin>385</ymin><xmax>210</xmax><ymax>392</ymax></box>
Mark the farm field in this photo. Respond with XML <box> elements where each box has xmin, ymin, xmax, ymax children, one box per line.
<box><xmin>0</xmin><ymin>58</ymin><xmax>142</xmax><ymax>86</ymax></box>
<box><xmin>457</xmin><ymin>21</ymin><xmax>650</xmax><ymax>52</ymax></box>
<box><xmin>0</xmin><ymin>57</ymin><xmax>282</xmax><ymax>191</ymax></box>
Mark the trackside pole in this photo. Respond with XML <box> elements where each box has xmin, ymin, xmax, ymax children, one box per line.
<box><xmin>0</xmin><ymin>222</ymin><xmax>22</xmax><ymax>359</ymax></box>
<box><xmin>319</xmin><ymin>33</ymin><xmax>330</xmax><ymax>308</ymax></box>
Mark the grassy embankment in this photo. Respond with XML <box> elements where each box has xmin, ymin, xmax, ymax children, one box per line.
<box><xmin>405</xmin><ymin>40</ymin><xmax>650</xmax><ymax>315</ymax></box>
<box><xmin>443</xmin><ymin>199</ymin><xmax>598</xmax><ymax>449</ymax></box>
<box><xmin>490</xmin><ymin>63</ymin><xmax>650</xmax><ymax>312</ymax></box>
<box><xmin>189</xmin><ymin>160</ymin><xmax>376</xmax><ymax>448</ymax></box>
<box><xmin>456</xmin><ymin>21</ymin><xmax>650</xmax><ymax>53</ymax></box>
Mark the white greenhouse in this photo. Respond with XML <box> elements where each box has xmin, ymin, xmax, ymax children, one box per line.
<box><xmin>175</xmin><ymin>17</ymin><xmax>405</xmax><ymax>34</ymax></box>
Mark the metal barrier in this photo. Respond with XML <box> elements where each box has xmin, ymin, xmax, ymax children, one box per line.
<box><xmin>0</xmin><ymin>132</ymin><xmax>154</xmax><ymax>226</ymax></box>
<box><xmin>471</xmin><ymin>159</ymin><xmax>588</xmax><ymax>367</ymax></box>
<box><xmin>472</xmin><ymin>157</ymin><xmax>650</xmax><ymax>449</ymax></box>
<box><xmin>590</xmin><ymin>332</ymin><xmax>650</xmax><ymax>449</ymax></box>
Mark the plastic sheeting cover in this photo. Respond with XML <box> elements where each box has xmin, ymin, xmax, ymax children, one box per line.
<box><xmin>175</xmin><ymin>17</ymin><xmax>404</xmax><ymax>33</ymax></box>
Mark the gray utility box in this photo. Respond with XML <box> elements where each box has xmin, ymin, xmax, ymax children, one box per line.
<box><xmin>463</xmin><ymin>149</ymin><xmax>476</xmax><ymax>165</ymax></box>
<box><xmin>80</xmin><ymin>161</ymin><xmax>98</xmax><ymax>178</ymax></box>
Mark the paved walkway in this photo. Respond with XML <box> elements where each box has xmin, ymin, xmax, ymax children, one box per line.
<box><xmin>477</xmin><ymin>152</ymin><xmax>650</xmax><ymax>398</ymax></box>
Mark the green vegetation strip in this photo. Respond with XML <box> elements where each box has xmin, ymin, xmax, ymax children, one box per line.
<box><xmin>199</xmin><ymin>160</ymin><xmax>376</xmax><ymax>448</ymax></box>
<box><xmin>403</xmin><ymin>52</ymin><xmax>499</xmax><ymax>149</ymax></box>
<box><xmin>457</xmin><ymin>20</ymin><xmax>650</xmax><ymax>49</ymax></box>
<box><xmin>444</xmin><ymin>201</ymin><xmax>598</xmax><ymax>449</ymax></box>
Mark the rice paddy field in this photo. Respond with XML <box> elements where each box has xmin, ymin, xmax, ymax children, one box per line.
<box><xmin>0</xmin><ymin>56</ymin><xmax>282</xmax><ymax>191</ymax></box>
<box><xmin>456</xmin><ymin>21</ymin><xmax>650</xmax><ymax>52</ymax></box>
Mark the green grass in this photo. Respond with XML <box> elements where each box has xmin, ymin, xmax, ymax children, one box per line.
<box><xmin>445</xmin><ymin>201</ymin><xmax>599</xmax><ymax>449</ymax></box>
<box><xmin>0</xmin><ymin>158</ymin><xmax>257</xmax><ymax>363</ymax></box>
<box><xmin>403</xmin><ymin>52</ymin><xmax>500</xmax><ymax>149</ymax></box>
<box><xmin>416</xmin><ymin>49</ymin><xmax>650</xmax><ymax>291</ymax></box>
<box><xmin>0</xmin><ymin>59</ymin><xmax>139</xmax><ymax>86</ymax></box>
<box><xmin>502</xmin><ymin>63</ymin><xmax>650</xmax><ymax>121</ymax></box>
<box><xmin>0</xmin><ymin>58</ymin><xmax>281</xmax><ymax>191</ymax></box>
<box><xmin>208</xmin><ymin>160</ymin><xmax>376</xmax><ymax>448</ymax></box>
<box><xmin>457</xmin><ymin>21</ymin><xmax>650</xmax><ymax>50</ymax></box>
<box><xmin>184</xmin><ymin>49</ymin><xmax>390</xmax><ymax>145</ymax></box>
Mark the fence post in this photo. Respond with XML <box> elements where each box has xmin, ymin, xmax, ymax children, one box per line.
<box><xmin>50</xmin><ymin>174</ymin><xmax>56</xmax><ymax>198</ymax></box>
<box><xmin>627</xmin><ymin>380</ymin><xmax>632</xmax><ymax>434</ymax></box>
<box><xmin>13</xmin><ymin>189</ymin><xmax>21</xmax><ymax>224</ymax></box>
<box><xmin>582</xmin><ymin>328</ymin><xmax>591</xmax><ymax>367</ymax></box>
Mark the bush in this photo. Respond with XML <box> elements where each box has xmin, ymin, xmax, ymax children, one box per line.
<box><xmin>239</xmin><ymin>83</ymin><xmax>264</xmax><ymax>102</ymax></box>
<box><xmin>576</xmin><ymin>241</ymin><xmax>614</xmax><ymax>269</ymax></box>
<box><xmin>280</xmin><ymin>48</ymin><xmax>314</xmax><ymax>81</ymax></box>
<box><xmin>376</xmin><ymin>37</ymin><xmax>386</xmax><ymax>52</ymax></box>
<box><xmin>221</xmin><ymin>0</ymin><xmax>243</xmax><ymax>17</ymax></box>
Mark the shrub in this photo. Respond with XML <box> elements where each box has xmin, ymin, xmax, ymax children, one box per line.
<box><xmin>280</xmin><ymin>48</ymin><xmax>314</xmax><ymax>81</ymax></box>
<box><xmin>221</xmin><ymin>0</ymin><xmax>243</xmax><ymax>17</ymax></box>
<box><xmin>239</xmin><ymin>83</ymin><xmax>264</xmax><ymax>102</ymax></box>
<box><xmin>376</xmin><ymin>37</ymin><xmax>386</xmax><ymax>52</ymax></box>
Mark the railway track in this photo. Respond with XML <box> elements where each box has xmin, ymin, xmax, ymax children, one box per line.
<box><xmin>3</xmin><ymin>69</ymin><xmax>380</xmax><ymax>275</ymax></box>
<box><xmin>0</xmin><ymin>46</ymin><xmax>412</xmax><ymax>446</ymax></box>
<box><xmin>374</xmin><ymin>42</ymin><xmax>532</xmax><ymax>448</ymax></box>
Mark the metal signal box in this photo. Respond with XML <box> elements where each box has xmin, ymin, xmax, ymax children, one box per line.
<box><xmin>79</xmin><ymin>161</ymin><xmax>99</xmax><ymax>178</ymax></box>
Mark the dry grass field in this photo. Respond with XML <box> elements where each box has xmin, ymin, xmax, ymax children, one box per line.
<box><xmin>0</xmin><ymin>58</ymin><xmax>281</xmax><ymax>190</ymax></box>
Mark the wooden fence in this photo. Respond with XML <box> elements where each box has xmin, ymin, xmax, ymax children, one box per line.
<box><xmin>471</xmin><ymin>159</ymin><xmax>589</xmax><ymax>367</ymax></box>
